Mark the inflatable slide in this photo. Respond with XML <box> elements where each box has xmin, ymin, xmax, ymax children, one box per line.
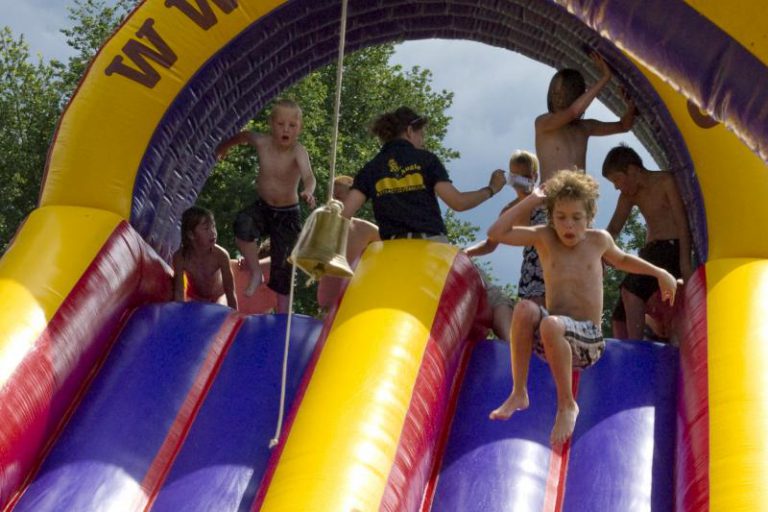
<box><xmin>2</xmin><ymin>0</ymin><xmax>768</xmax><ymax>510</ymax></box>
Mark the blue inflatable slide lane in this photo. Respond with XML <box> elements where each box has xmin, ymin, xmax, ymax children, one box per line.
<box><xmin>11</xmin><ymin>303</ymin><xmax>322</xmax><ymax>511</ymax></box>
<box><xmin>428</xmin><ymin>338</ymin><xmax>678</xmax><ymax>512</ymax></box>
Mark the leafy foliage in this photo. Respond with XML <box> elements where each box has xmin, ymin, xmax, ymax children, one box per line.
<box><xmin>0</xmin><ymin>28</ymin><xmax>61</xmax><ymax>250</ymax></box>
<box><xmin>0</xmin><ymin>1</ymin><xmax>133</xmax><ymax>250</ymax></box>
<box><xmin>601</xmin><ymin>207</ymin><xmax>647</xmax><ymax>335</ymax></box>
<box><xmin>56</xmin><ymin>0</ymin><xmax>135</xmax><ymax>102</ymax></box>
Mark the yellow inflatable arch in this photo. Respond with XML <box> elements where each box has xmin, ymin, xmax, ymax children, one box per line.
<box><xmin>1</xmin><ymin>0</ymin><xmax>767</xmax><ymax>510</ymax></box>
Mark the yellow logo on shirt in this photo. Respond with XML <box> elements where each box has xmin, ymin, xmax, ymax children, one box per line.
<box><xmin>375</xmin><ymin>173</ymin><xmax>426</xmax><ymax>195</ymax></box>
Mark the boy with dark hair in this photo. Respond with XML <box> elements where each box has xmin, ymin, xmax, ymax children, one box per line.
<box><xmin>603</xmin><ymin>144</ymin><xmax>691</xmax><ymax>340</ymax></box>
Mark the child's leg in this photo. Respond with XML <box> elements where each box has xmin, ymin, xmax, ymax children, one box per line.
<box><xmin>539</xmin><ymin>316</ymin><xmax>578</xmax><ymax>446</ymax></box>
<box><xmin>611</xmin><ymin>318</ymin><xmax>628</xmax><ymax>339</ymax></box>
<box><xmin>621</xmin><ymin>287</ymin><xmax>647</xmax><ymax>339</ymax></box>
<box><xmin>236</xmin><ymin>238</ymin><xmax>263</xmax><ymax>296</ymax></box>
<box><xmin>276</xmin><ymin>293</ymin><xmax>290</xmax><ymax>314</ymax></box>
<box><xmin>490</xmin><ymin>300</ymin><xmax>539</xmax><ymax>420</ymax></box>
<box><xmin>491</xmin><ymin>304</ymin><xmax>514</xmax><ymax>342</ymax></box>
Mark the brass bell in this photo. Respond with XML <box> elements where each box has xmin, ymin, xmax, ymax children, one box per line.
<box><xmin>289</xmin><ymin>199</ymin><xmax>354</xmax><ymax>280</ymax></box>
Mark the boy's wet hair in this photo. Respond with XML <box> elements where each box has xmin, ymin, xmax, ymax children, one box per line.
<box><xmin>547</xmin><ymin>69</ymin><xmax>586</xmax><ymax>113</ymax></box>
<box><xmin>602</xmin><ymin>144</ymin><xmax>644</xmax><ymax>177</ymax></box>
<box><xmin>181</xmin><ymin>206</ymin><xmax>214</xmax><ymax>255</ymax></box>
<box><xmin>545</xmin><ymin>170</ymin><xmax>599</xmax><ymax>222</ymax></box>
<box><xmin>270</xmin><ymin>98</ymin><xmax>302</xmax><ymax>119</ymax></box>
<box><xmin>509</xmin><ymin>149</ymin><xmax>540</xmax><ymax>180</ymax></box>
<box><xmin>371</xmin><ymin>106</ymin><xmax>428</xmax><ymax>143</ymax></box>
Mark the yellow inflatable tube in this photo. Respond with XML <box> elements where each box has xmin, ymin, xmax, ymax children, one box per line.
<box><xmin>259</xmin><ymin>240</ymin><xmax>485</xmax><ymax>511</ymax></box>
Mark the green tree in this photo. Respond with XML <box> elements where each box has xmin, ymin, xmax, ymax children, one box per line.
<box><xmin>0</xmin><ymin>1</ymin><xmax>134</xmax><ymax>250</ymax></box>
<box><xmin>602</xmin><ymin>207</ymin><xmax>646</xmax><ymax>335</ymax></box>
<box><xmin>56</xmin><ymin>0</ymin><xmax>135</xmax><ymax>101</ymax></box>
<box><xmin>0</xmin><ymin>28</ymin><xmax>61</xmax><ymax>250</ymax></box>
<box><xmin>198</xmin><ymin>44</ymin><xmax>469</xmax><ymax>315</ymax></box>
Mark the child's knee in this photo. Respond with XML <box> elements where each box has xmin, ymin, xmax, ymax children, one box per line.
<box><xmin>513</xmin><ymin>299</ymin><xmax>540</xmax><ymax>323</ymax></box>
<box><xmin>539</xmin><ymin>316</ymin><xmax>564</xmax><ymax>343</ymax></box>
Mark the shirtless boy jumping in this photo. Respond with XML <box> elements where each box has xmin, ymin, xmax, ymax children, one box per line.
<box><xmin>216</xmin><ymin>99</ymin><xmax>317</xmax><ymax>313</ymax></box>
<box><xmin>487</xmin><ymin>170</ymin><xmax>677</xmax><ymax>445</ymax></box>
<box><xmin>521</xmin><ymin>52</ymin><xmax>636</xmax><ymax>305</ymax></box>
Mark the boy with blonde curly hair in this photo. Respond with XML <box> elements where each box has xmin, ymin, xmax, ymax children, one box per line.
<box><xmin>486</xmin><ymin>170</ymin><xmax>677</xmax><ymax>445</ymax></box>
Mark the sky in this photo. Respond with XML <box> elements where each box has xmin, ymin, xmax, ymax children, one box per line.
<box><xmin>1</xmin><ymin>1</ymin><xmax>653</xmax><ymax>291</ymax></box>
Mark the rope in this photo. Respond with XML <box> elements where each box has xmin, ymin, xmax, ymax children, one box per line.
<box><xmin>326</xmin><ymin>0</ymin><xmax>349</xmax><ymax>199</ymax></box>
<box><xmin>269</xmin><ymin>0</ymin><xmax>349</xmax><ymax>449</ymax></box>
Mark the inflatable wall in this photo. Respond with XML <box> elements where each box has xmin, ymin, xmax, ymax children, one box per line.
<box><xmin>1</xmin><ymin>1</ymin><xmax>767</xmax><ymax>510</ymax></box>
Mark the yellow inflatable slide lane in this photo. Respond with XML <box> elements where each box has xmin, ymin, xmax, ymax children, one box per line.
<box><xmin>255</xmin><ymin>240</ymin><xmax>490</xmax><ymax>512</ymax></box>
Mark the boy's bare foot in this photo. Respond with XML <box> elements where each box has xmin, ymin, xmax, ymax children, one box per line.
<box><xmin>550</xmin><ymin>403</ymin><xmax>579</xmax><ymax>446</ymax></box>
<box><xmin>245</xmin><ymin>274</ymin><xmax>261</xmax><ymax>296</ymax></box>
<box><xmin>489</xmin><ymin>391</ymin><xmax>529</xmax><ymax>420</ymax></box>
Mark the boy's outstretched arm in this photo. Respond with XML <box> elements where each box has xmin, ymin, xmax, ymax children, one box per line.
<box><xmin>215</xmin><ymin>131</ymin><xmax>257</xmax><ymax>160</ymax></box>
<box><xmin>602</xmin><ymin>232</ymin><xmax>679</xmax><ymax>304</ymax></box>
<box><xmin>297</xmin><ymin>146</ymin><xmax>316</xmax><ymax>209</ymax></box>
<box><xmin>464</xmin><ymin>238</ymin><xmax>499</xmax><ymax>257</ymax></box>
<box><xmin>605</xmin><ymin>194</ymin><xmax>633</xmax><ymax>239</ymax></box>
<box><xmin>487</xmin><ymin>188</ymin><xmax>545</xmax><ymax>246</ymax></box>
<box><xmin>583</xmin><ymin>95</ymin><xmax>637</xmax><ymax>137</ymax></box>
<box><xmin>535</xmin><ymin>52</ymin><xmax>612</xmax><ymax>133</ymax></box>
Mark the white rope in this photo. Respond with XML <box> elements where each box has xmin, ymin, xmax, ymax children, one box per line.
<box><xmin>268</xmin><ymin>258</ymin><xmax>297</xmax><ymax>448</ymax></box>
<box><xmin>268</xmin><ymin>0</ymin><xmax>348</xmax><ymax>446</ymax></box>
<box><xmin>326</xmin><ymin>0</ymin><xmax>349</xmax><ymax>199</ymax></box>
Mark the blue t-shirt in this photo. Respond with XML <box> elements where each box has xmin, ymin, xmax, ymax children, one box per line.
<box><xmin>352</xmin><ymin>139</ymin><xmax>451</xmax><ymax>239</ymax></box>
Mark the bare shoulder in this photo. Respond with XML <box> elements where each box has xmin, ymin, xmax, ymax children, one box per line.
<box><xmin>650</xmin><ymin>170</ymin><xmax>675</xmax><ymax>183</ymax></box>
<box><xmin>534</xmin><ymin>224</ymin><xmax>558</xmax><ymax>244</ymax></box>
<box><xmin>534</xmin><ymin>112</ymin><xmax>550</xmax><ymax>129</ymax></box>
<box><xmin>251</xmin><ymin>131</ymin><xmax>270</xmax><ymax>146</ymax></box>
<box><xmin>587</xmin><ymin>228</ymin><xmax>613</xmax><ymax>248</ymax></box>
<box><xmin>214</xmin><ymin>244</ymin><xmax>232</xmax><ymax>262</ymax></box>
<box><xmin>292</xmin><ymin>140</ymin><xmax>310</xmax><ymax>158</ymax></box>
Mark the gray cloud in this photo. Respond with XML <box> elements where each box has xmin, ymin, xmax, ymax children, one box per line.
<box><xmin>1</xmin><ymin>0</ymin><xmax>76</xmax><ymax>62</ymax></box>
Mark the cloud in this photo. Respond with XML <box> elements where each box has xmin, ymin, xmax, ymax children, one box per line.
<box><xmin>2</xmin><ymin>0</ymin><xmax>76</xmax><ymax>62</ymax></box>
